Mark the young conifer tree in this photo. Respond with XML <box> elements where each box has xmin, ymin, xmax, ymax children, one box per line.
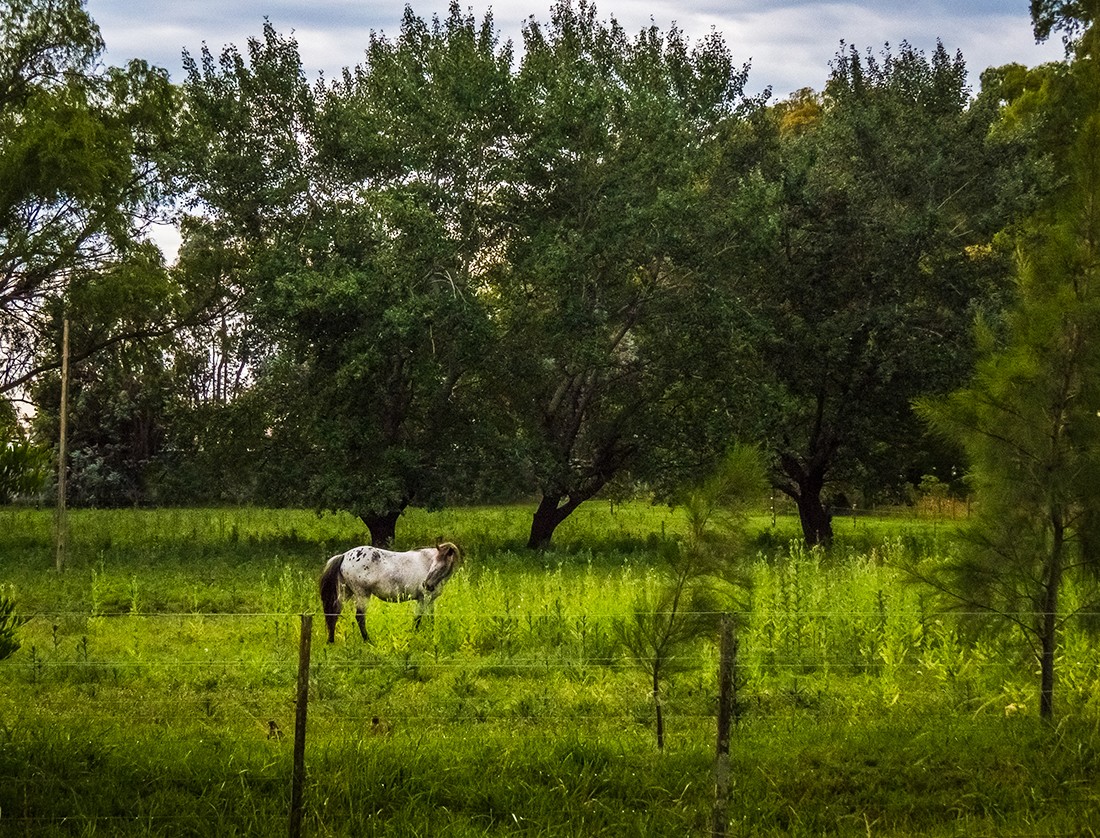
<box><xmin>617</xmin><ymin>444</ymin><xmax>765</xmax><ymax>747</ymax></box>
<box><xmin>917</xmin><ymin>32</ymin><xmax>1100</xmax><ymax>719</ymax></box>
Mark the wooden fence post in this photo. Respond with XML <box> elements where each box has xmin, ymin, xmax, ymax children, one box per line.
<box><xmin>290</xmin><ymin>613</ymin><xmax>312</xmax><ymax>838</ymax></box>
<box><xmin>55</xmin><ymin>318</ymin><xmax>69</xmax><ymax>573</ymax></box>
<box><xmin>712</xmin><ymin>614</ymin><xmax>737</xmax><ymax>838</ymax></box>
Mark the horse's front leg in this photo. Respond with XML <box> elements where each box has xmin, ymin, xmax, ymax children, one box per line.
<box><xmin>413</xmin><ymin>591</ymin><xmax>436</xmax><ymax>632</ymax></box>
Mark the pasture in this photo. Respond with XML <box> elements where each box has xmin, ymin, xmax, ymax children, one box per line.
<box><xmin>0</xmin><ymin>503</ymin><xmax>1098</xmax><ymax>836</ymax></box>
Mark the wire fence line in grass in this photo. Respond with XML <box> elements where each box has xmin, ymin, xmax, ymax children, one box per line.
<box><xmin>8</xmin><ymin>660</ymin><xmax>1043</xmax><ymax>676</ymax></box>
<box><xmin>10</xmin><ymin>604</ymin><xmax>1096</xmax><ymax>759</ymax></box>
<box><xmin>14</xmin><ymin>608</ymin><xmax>1100</xmax><ymax>618</ymax></box>
<box><xmin>3</xmin><ymin>609</ymin><xmax>1099</xmax><ymax>837</ymax></box>
<box><xmin>9</xmin><ymin>606</ymin><xmax>1100</xmax><ymax>675</ymax></box>
<box><xmin>7</xmin><ymin>611</ymin><xmax>1099</xmax><ymax>694</ymax></box>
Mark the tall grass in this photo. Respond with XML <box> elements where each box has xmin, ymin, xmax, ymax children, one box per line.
<box><xmin>0</xmin><ymin>504</ymin><xmax>1098</xmax><ymax>835</ymax></box>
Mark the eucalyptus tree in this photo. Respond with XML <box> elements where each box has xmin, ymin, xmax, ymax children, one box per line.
<box><xmin>718</xmin><ymin>42</ymin><xmax>1013</xmax><ymax>545</ymax></box>
<box><xmin>0</xmin><ymin>0</ymin><xmax>181</xmax><ymax>398</ymax></box>
<box><xmin>495</xmin><ymin>0</ymin><xmax>756</xmax><ymax>548</ymax></box>
<box><xmin>180</xmin><ymin>7</ymin><xmax>514</xmax><ymax>544</ymax></box>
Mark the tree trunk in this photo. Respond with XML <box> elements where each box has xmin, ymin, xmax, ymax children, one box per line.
<box><xmin>778</xmin><ymin>443</ymin><xmax>834</xmax><ymax>548</ymax></box>
<box><xmin>1039</xmin><ymin>515</ymin><xmax>1065</xmax><ymax>720</ymax></box>
<box><xmin>795</xmin><ymin>490</ymin><xmax>833</xmax><ymax>548</ymax></box>
<box><xmin>360</xmin><ymin>509</ymin><xmax>401</xmax><ymax>548</ymax></box>
<box><xmin>527</xmin><ymin>494</ymin><xmax>582</xmax><ymax>550</ymax></box>
<box><xmin>1039</xmin><ymin>613</ymin><xmax>1057</xmax><ymax>721</ymax></box>
<box><xmin>653</xmin><ymin>665</ymin><xmax>665</xmax><ymax>750</ymax></box>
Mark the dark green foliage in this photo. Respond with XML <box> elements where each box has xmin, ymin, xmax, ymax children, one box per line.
<box><xmin>178</xmin><ymin>10</ymin><xmax>515</xmax><ymax>544</ymax></box>
<box><xmin>0</xmin><ymin>0</ymin><xmax>1043</xmax><ymax>546</ymax></box>
<box><xmin>168</xmin><ymin>3</ymin><xmax>764</xmax><ymax>547</ymax></box>
<box><xmin>0</xmin><ymin>0</ymin><xmax>1079</xmax><ymax>575</ymax></box>
<box><xmin>1031</xmin><ymin>0</ymin><xmax>1096</xmax><ymax>49</ymax></box>
<box><xmin>778</xmin><ymin>42</ymin><xmax>1007</xmax><ymax>545</ymax></box>
<box><xmin>497</xmin><ymin>2</ymin><xmax>757</xmax><ymax>548</ymax></box>
<box><xmin>0</xmin><ymin>417</ymin><xmax>48</xmax><ymax>503</ymax></box>
<box><xmin>717</xmin><ymin>41</ymin><xmax>1017</xmax><ymax>546</ymax></box>
<box><xmin>1</xmin><ymin>0</ymin><xmax>182</xmax><ymax>397</ymax></box>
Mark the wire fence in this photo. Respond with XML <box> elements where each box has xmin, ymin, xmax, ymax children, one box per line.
<box><xmin>10</xmin><ymin>606</ymin><xmax>1100</xmax><ymax>684</ymax></box>
<box><xmin>3</xmin><ymin>607</ymin><xmax>1099</xmax><ymax>835</ymax></box>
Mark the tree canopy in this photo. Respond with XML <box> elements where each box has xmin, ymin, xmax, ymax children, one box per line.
<box><xmin>494</xmin><ymin>1</ymin><xmax>757</xmax><ymax>547</ymax></box>
<box><xmin>0</xmin><ymin>0</ymin><xmax>181</xmax><ymax>397</ymax></box>
<box><xmin>710</xmin><ymin>41</ymin><xmax>1018</xmax><ymax>545</ymax></box>
<box><xmin>2</xmin><ymin>0</ymin><xmax>1078</xmax><ymax>563</ymax></box>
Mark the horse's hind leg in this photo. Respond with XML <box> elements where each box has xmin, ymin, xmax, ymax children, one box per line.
<box><xmin>354</xmin><ymin>595</ymin><xmax>370</xmax><ymax>642</ymax></box>
<box><xmin>325</xmin><ymin>593</ymin><xmax>342</xmax><ymax>643</ymax></box>
<box><xmin>320</xmin><ymin>564</ymin><xmax>344</xmax><ymax>643</ymax></box>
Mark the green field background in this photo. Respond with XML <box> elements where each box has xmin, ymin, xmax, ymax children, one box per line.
<box><xmin>0</xmin><ymin>504</ymin><xmax>1097</xmax><ymax>836</ymax></box>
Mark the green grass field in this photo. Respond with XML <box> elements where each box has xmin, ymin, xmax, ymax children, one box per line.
<box><xmin>0</xmin><ymin>503</ymin><xmax>1098</xmax><ymax>836</ymax></box>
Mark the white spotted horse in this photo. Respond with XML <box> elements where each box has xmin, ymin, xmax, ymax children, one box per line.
<box><xmin>319</xmin><ymin>542</ymin><xmax>463</xmax><ymax>643</ymax></box>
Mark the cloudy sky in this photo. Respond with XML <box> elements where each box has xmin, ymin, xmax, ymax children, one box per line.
<box><xmin>85</xmin><ymin>0</ymin><xmax>1066</xmax><ymax>100</ymax></box>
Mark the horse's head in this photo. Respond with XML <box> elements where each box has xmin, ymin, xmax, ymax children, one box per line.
<box><xmin>438</xmin><ymin>541</ymin><xmax>462</xmax><ymax>569</ymax></box>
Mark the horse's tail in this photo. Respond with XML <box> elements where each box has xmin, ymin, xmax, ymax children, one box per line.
<box><xmin>319</xmin><ymin>554</ymin><xmax>344</xmax><ymax>642</ymax></box>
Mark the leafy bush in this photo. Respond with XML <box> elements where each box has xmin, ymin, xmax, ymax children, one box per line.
<box><xmin>0</xmin><ymin>436</ymin><xmax>50</xmax><ymax>504</ymax></box>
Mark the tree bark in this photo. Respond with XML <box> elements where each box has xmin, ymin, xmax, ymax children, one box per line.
<box><xmin>653</xmin><ymin>664</ymin><xmax>665</xmax><ymax>750</ymax></box>
<box><xmin>774</xmin><ymin>433</ymin><xmax>831</xmax><ymax>545</ymax></box>
<box><xmin>1039</xmin><ymin>514</ymin><xmax>1065</xmax><ymax>720</ymax></box>
<box><xmin>795</xmin><ymin>490</ymin><xmax>833</xmax><ymax>548</ymax></box>
<box><xmin>778</xmin><ymin>452</ymin><xmax>833</xmax><ymax>547</ymax></box>
<box><xmin>360</xmin><ymin>509</ymin><xmax>401</xmax><ymax>548</ymax></box>
<box><xmin>527</xmin><ymin>494</ymin><xmax>583</xmax><ymax>550</ymax></box>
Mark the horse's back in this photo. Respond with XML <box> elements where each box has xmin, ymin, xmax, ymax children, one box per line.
<box><xmin>338</xmin><ymin>545</ymin><xmax>433</xmax><ymax>602</ymax></box>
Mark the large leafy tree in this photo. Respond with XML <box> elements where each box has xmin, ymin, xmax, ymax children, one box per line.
<box><xmin>720</xmin><ymin>42</ymin><xmax>1013</xmax><ymax>545</ymax></box>
<box><xmin>495</xmin><ymin>0</ymin><xmax>755</xmax><ymax>548</ymax></box>
<box><xmin>0</xmin><ymin>0</ymin><xmax>181</xmax><ymax>398</ymax></box>
<box><xmin>293</xmin><ymin>4</ymin><xmax>514</xmax><ymax>544</ymax></box>
<box><xmin>160</xmin><ymin>26</ymin><xmax>318</xmax><ymax>507</ymax></box>
<box><xmin>1031</xmin><ymin>0</ymin><xmax>1098</xmax><ymax>48</ymax></box>
<box><xmin>180</xmin><ymin>7</ymin><xmax>513</xmax><ymax>544</ymax></box>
